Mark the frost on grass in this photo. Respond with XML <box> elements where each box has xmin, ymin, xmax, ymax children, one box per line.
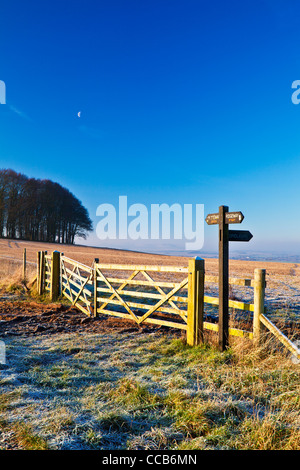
<box><xmin>0</xmin><ymin>329</ymin><xmax>300</xmax><ymax>450</ymax></box>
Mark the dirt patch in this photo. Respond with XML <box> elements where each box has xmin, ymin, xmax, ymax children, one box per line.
<box><xmin>0</xmin><ymin>295</ymin><xmax>177</xmax><ymax>338</ymax></box>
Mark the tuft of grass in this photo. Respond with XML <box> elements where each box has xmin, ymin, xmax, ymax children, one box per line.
<box><xmin>98</xmin><ymin>412</ymin><xmax>133</xmax><ymax>433</ymax></box>
<box><xmin>238</xmin><ymin>409</ymin><xmax>300</xmax><ymax>450</ymax></box>
<box><xmin>112</xmin><ymin>378</ymin><xmax>161</xmax><ymax>409</ymax></box>
<box><xmin>0</xmin><ymin>391</ymin><xmax>23</xmax><ymax>412</ymax></box>
<box><xmin>12</xmin><ymin>422</ymin><xmax>49</xmax><ymax>450</ymax></box>
<box><xmin>0</xmin><ymin>261</ymin><xmax>36</xmax><ymax>291</ymax></box>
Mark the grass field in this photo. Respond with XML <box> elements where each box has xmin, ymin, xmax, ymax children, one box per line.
<box><xmin>1</xmin><ymin>238</ymin><xmax>300</xmax><ymax>278</ymax></box>
<box><xmin>0</xmin><ymin>239</ymin><xmax>300</xmax><ymax>450</ymax></box>
<box><xmin>0</xmin><ymin>329</ymin><xmax>299</xmax><ymax>450</ymax></box>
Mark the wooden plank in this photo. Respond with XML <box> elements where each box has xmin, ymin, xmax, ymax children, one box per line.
<box><xmin>96</xmin><ymin>308</ymin><xmax>187</xmax><ymax>330</ymax></box>
<box><xmin>64</xmin><ymin>266</ymin><xmax>93</xmax><ymax>284</ymax></box>
<box><xmin>96</xmin><ymin>296</ymin><xmax>187</xmax><ymax>318</ymax></box>
<box><xmin>71</xmin><ymin>271</ymin><xmax>93</xmax><ymax>306</ymax></box>
<box><xmin>61</xmin><ymin>256</ymin><xmax>93</xmax><ymax>273</ymax></box>
<box><xmin>229</xmin><ymin>299</ymin><xmax>254</xmax><ymax>312</ymax></box>
<box><xmin>64</xmin><ymin>291</ymin><xmax>93</xmax><ymax>316</ymax></box>
<box><xmin>204</xmin><ymin>295</ymin><xmax>254</xmax><ymax>311</ymax></box>
<box><xmin>260</xmin><ymin>313</ymin><xmax>300</xmax><ymax>359</ymax></box>
<box><xmin>137</xmin><ymin>277</ymin><xmax>189</xmax><ymax>324</ymax></box>
<box><xmin>96</xmin><ymin>267</ymin><xmax>139</xmax><ymax>322</ymax></box>
<box><xmin>205</xmin><ymin>275</ymin><xmax>252</xmax><ymax>286</ymax></box>
<box><xmin>61</xmin><ymin>275</ymin><xmax>92</xmax><ymax>298</ymax></box>
<box><xmin>204</xmin><ymin>295</ymin><xmax>219</xmax><ymax>306</ymax></box>
<box><xmin>95</xmin><ymin>263</ymin><xmax>188</xmax><ymax>273</ymax></box>
<box><xmin>229</xmin><ymin>327</ymin><xmax>253</xmax><ymax>339</ymax></box>
<box><xmin>93</xmin><ymin>258</ymin><xmax>99</xmax><ymax>317</ymax></box>
<box><xmin>96</xmin><ymin>286</ymin><xmax>188</xmax><ymax>303</ymax></box>
<box><xmin>36</xmin><ymin>251</ymin><xmax>41</xmax><ymax>290</ymax></box>
<box><xmin>203</xmin><ymin>321</ymin><xmax>253</xmax><ymax>339</ymax></box>
<box><xmin>203</xmin><ymin>321</ymin><xmax>218</xmax><ymax>332</ymax></box>
<box><xmin>61</xmin><ymin>261</ymin><xmax>74</xmax><ymax>303</ymax></box>
<box><xmin>230</xmin><ymin>278</ymin><xmax>252</xmax><ymax>287</ymax></box>
<box><xmin>64</xmin><ymin>287</ymin><xmax>92</xmax><ymax>303</ymax></box>
<box><xmin>73</xmin><ymin>301</ymin><xmax>91</xmax><ymax>316</ymax></box>
<box><xmin>39</xmin><ymin>251</ymin><xmax>45</xmax><ymax>295</ymax></box>
<box><xmin>64</xmin><ymin>274</ymin><xmax>93</xmax><ymax>293</ymax></box>
<box><xmin>105</xmin><ymin>277</ymin><xmax>184</xmax><ymax>289</ymax></box>
<box><xmin>61</xmin><ymin>273</ymin><xmax>93</xmax><ymax>290</ymax></box>
<box><xmin>96</xmin><ymin>268</ymin><xmax>140</xmax><ymax>316</ymax></box>
<box><xmin>140</xmin><ymin>269</ymin><xmax>188</xmax><ymax>323</ymax></box>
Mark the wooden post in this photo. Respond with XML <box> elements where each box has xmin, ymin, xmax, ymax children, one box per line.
<box><xmin>219</xmin><ymin>205</ymin><xmax>229</xmax><ymax>351</ymax></box>
<box><xmin>187</xmin><ymin>257</ymin><xmax>205</xmax><ymax>346</ymax></box>
<box><xmin>23</xmin><ymin>248</ymin><xmax>26</xmax><ymax>281</ymax></box>
<box><xmin>93</xmin><ymin>258</ymin><xmax>99</xmax><ymax>317</ymax></box>
<box><xmin>38</xmin><ymin>251</ymin><xmax>45</xmax><ymax>295</ymax></box>
<box><xmin>37</xmin><ymin>251</ymin><xmax>41</xmax><ymax>291</ymax></box>
<box><xmin>50</xmin><ymin>251</ymin><xmax>60</xmax><ymax>301</ymax></box>
<box><xmin>253</xmin><ymin>268</ymin><xmax>266</xmax><ymax>345</ymax></box>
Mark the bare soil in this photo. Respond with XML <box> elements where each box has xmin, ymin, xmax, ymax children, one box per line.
<box><xmin>0</xmin><ymin>295</ymin><xmax>177</xmax><ymax>339</ymax></box>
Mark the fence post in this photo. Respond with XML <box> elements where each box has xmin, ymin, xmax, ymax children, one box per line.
<box><xmin>50</xmin><ymin>251</ymin><xmax>61</xmax><ymax>301</ymax></box>
<box><xmin>38</xmin><ymin>251</ymin><xmax>45</xmax><ymax>295</ymax></box>
<box><xmin>187</xmin><ymin>257</ymin><xmax>205</xmax><ymax>346</ymax></box>
<box><xmin>93</xmin><ymin>258</ymin><xmax>99</xmax><ymax>317</ymax></box>
<box><xmin>37</xmin><ymin>251</ymin><xmax>41</xmax><ymax>291</ymax></box>
<box><xmin>23</xmin><ymin>248</ymin><xmax>26</xmax><ymax>281</ymax></box>
<box><xmin>253</xmin><ymin>268</ymin><xmax>266</xmax><ymax>345</ymax></box>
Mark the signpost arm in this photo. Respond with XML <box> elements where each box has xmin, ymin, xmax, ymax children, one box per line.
<box><xmin>219</xmin><ymin>205</ymin><xmax>229</xmax><ymax>351</ymax></box>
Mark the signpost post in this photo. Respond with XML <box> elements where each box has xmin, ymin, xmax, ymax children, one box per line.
<box><xmin>206</xmin><ymin>206</ymin><xmax>253</xmax><ymax>351</ymax></box>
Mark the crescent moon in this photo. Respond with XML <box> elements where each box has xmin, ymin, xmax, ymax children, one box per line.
<box><xmin>77</xmin><ymin>111</ymin><xmax>81</xmax><ymax>117</ymax></box>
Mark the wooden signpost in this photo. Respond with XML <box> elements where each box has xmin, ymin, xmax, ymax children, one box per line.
<box><xmin>206</xmin><ymin>205</ymin><xmax>253</xmax><ymax>351</ymax></box>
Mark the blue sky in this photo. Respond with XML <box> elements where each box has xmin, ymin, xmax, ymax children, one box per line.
<box><xmin>1</xmin><ymin>0</ymin><xmax>300</xmax><ymax>256</ymax></box>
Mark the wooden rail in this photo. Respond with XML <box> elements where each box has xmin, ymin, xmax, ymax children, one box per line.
<box><xmin>60</xmin><ymin>255</ymin><xmax>93</xmax><ymax>315</ymax></box>
<box><xmin>37</xmin><ymin>251</ymin><xmax>300</xmax><ymax>359</ymax></box>
<box><xmin>260</xmin><ymin>313</ymin><xmax>300</xmax><ymax>359</ymax></box>
<box><xmin>94</xmin><ymin>261</ymin><xmax>189</xmax><ymax>331</ymax></box>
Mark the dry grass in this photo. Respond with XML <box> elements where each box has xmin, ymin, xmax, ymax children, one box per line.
<box><xmin>0</xmin><ymin>258</ymin><xmax>36</xmax><ymax>293</ymax></box>
<box><xmin>0</xmin><ymin>330</ymin><xmax>299</xmax><ymax>450</ymax></box>
<box><xmin>0</xmin><ymin>238</ymin><xmax>300</xmax><ymax>278</ymax></box>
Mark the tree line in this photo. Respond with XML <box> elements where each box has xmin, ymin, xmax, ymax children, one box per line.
<box><xmin>0</xmin><ymin>169</ymin><xmax>93</xmax><ymax>244</ymax></box>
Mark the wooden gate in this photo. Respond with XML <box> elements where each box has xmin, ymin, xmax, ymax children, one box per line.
<box><xmin>37</xmin><ymin>250</ymin><xmax>300</xmax><ymax>359</ymax></box>
<box><xmin>60</xmin><ymin>255</ymin><xmax>93</xmax><ymax>316</ymax></box>
<box><xmin>44</xmin><ymin>252</ymin><xmax>51</xmax><ymax>294</ymax></box>
<box><xmin>94</xmin><ymin>262</ymin><xmax>189</xmax><ymax>330</ymax></box>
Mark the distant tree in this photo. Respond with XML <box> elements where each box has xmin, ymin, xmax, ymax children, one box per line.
<box><xmin>0</xmin><ymin>168</ymin><xmax>93</xmax><ymax>244</ymax></box>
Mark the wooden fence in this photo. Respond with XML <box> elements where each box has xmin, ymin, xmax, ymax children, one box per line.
<box><xmin>37</xmin><ymin>250</ymin><xmax>300</xmax><ymax>360</ymax></box>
